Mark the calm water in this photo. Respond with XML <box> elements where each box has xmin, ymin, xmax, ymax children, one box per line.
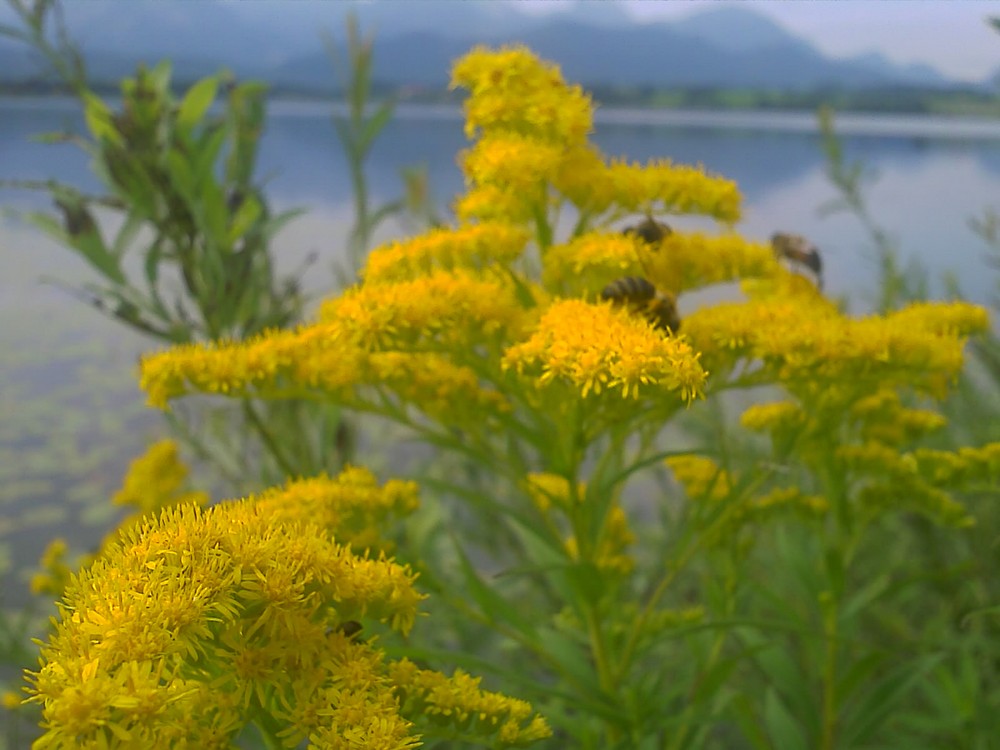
<box><xmin>2</xmin><ymin>97</ymin><xmax>1000</xmax><ymax>604</ymax></box>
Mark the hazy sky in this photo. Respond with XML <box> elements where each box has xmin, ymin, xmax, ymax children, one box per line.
<box><xmin>519</xmin><ymin>0</ymin><xmax>1000</xmax><ymax>82</ymax></box>
<box><xmin>1</xmin><ymin>0</ymin><xmax>996</xmax><ymax>83</ymax></box>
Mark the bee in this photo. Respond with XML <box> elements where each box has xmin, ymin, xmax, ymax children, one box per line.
<box><xmin>623</xmin><ymin>215</ymin><xmax>672</xmax><ymax>246</ymax></box>
<box><xmin>771</xmin><ymin>232</ymin><xmax>823</xmax><ymax>288</ymax></box>
<box><xmin>330</xmin><ymin>620</ymin><xmax>364</xmax><ymax>640</ymax></box>
<box><xmin>601</xmin><ymin>276</ymin><xmax>681</xmax><ymax>334</ymax></box>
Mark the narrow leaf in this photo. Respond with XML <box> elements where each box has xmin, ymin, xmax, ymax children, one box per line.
<box><xmin>177</xmin><ymin>76</ymin><xmax>219</xmax><ymax>132</ymax></box>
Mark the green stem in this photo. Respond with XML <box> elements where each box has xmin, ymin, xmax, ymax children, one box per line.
<box><xmin>242</xmin><ymin>400</ymin><xmax>298</xmax><ymax>478</ymax></box>
<box><xmin>614</xmin><ymin>470</ymin><xmax>772</xmax><ymax>685</ymax></box>
<box><xmin>819</xmin><ymin>593</ymin><xmax>839</xmax><ymax>750</ymax></box>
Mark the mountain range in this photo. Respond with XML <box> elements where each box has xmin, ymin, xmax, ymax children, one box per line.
<box><xmin>0</xmin><ymin>1</ymin><xmax>985</xmax><ymax>94</ymax></box>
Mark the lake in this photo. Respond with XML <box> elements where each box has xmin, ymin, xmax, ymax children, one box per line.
<box><xmin>2</xmin><ymin>98</ymin><xmax>1000</xmax><ymax>607</ymax></box>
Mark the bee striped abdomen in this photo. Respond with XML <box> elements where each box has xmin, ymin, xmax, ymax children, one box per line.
<box><xmin>646</xmin><ymin>294</ymin><xmax>681</xmax><ymax>334</ymax></box>
<box><xmin>623</xmin><ymin>216</ymin><xmax>672</xmax><ymax>245</ymax></box>
<box><xmin>601</xmin><ymin>276</ymin><xmax>681</xmax><ymax>334</ymax></box>
<box><xmin>601</xmin><ymin>276</ymin><xmax>657</xmax><ymax>304</ymax></box>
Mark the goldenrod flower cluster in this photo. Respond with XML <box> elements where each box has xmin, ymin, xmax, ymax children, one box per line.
<box><xmin>110</xmin><ymin>439</ymin><xmax>209</xmax><ymax>514</ymax></box>
<box><xmin>742</xmin><ymin>388</ymin><xmax>985</xmax><ymax>526</ymax></box>
<box><xmin>524</xmin><ymin>472</ymin><xmax>579</xmax><ymax>513</ymax></box>
<box><xmin>27</xmin><ymin>499</ymin><xmax>417</xmax><ymax>747</ymax></box>
<box><xmin>388</xmin><ymin>659</ymin><xmax>552</xmax><ymax>746</ymax></box>
<box><xmin>252</xmin><ymin>465</ymin><xmax>418</xmax><ymax>553</ymax></box>
<box><xmin>452</xmin><ymin>46</ymin><xmax>739</xmax><ymax>226</ymax></box>
<box><xmin>504</xmin><ymin>299</ymin><xmax>706</xmax><ymax>401</ymax></box>
<box><xmin>26</xmin><ymin>473</ymin><xmax>548</xmax><ymax>748</ymax></box>
<box><xmin>30</xmin><ymin>539</ymin><xmax>73</xmax><ymax>598</ymax></box>
<box><xmin>363</xmin><ymin>222</ymin><xmax>530</xmax><ymax>285</ymax></box>
<box><xmin>666</xmin><ymin>455</ymin><xmax>827</xmax><ymax>536</ymax></box>
<box><xmin>684</xmin><ymin>297</ymin><xmax>987</xmax><ymax>401</ymax></box>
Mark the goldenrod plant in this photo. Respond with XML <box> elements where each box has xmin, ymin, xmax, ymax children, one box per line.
<box><xmin>123</xmin><ymin>47</ymin><xmax>999</xmax><ymax>748</ymax></box>
<box><xmin>24</xmin><ymin>454</ymin><xmax>550</xmax><ymax>749</ymax></box>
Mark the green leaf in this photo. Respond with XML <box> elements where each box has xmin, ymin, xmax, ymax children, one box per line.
<box><xmin>836</xmin><ymin>651</ymin><xmax>887</xmax><ymax>708</ymax></box>
<box><xmin>28</xmin><ymin>209</ymin><xmax>125</xmax><ymax>285</ymax></box>
<box><xmin>564</xmin><ymin>560</ymin><xmax>606</xmax><ymax>606</ymax></box>
<box><xmin>227</xmin><ymin>194</ymin><xmax>262</xmax><ymax>244</ymax></box>
<box><xmin>165</xmin><ymin>149</ymin><xmax>196</xmax><ymax>204</ymax></box>
<box><xmin>82</xmin><ymin>93</ymin><xmax>121</xmax><ymax>146</ymax></box>
<box><xmin>841</xmin><ymin>652</ymin><xmax>945</xmax><ymax>747</ymax></box>
<box><xmin>110</xmin><ymin>212</ymin><xmax>144</xmax><ymax>259</ymax></box>
<box><xmin>739</xmin><ymin>627</ymin><xmax>817</xmax><ymax>737</ymax></box>
<box><xmin>358</xmin><ymin>99</ymin><xmax>395</xmax><ymax>157</ymax></box>
<box><xmin>72</xmin><ymin>220</ymin><xmax>125</xmax><ymax>285</ymax></box>
<box><xmin>534</xmin><ymin>624</ymin><xmax>623</xmax><ymax>720</ymax></box>
<box><xmin>192</xmin><ymin>125</ymin><xmax>228</xmax><ymax>186</ymax></box>
<box><xmin>763</xmin><ymin>687</ymin><xmax>809</xmax><ymax>750</ymax></box>
<box><xmin>25</xmin><ymin>211</ymin><xmax>66</xmax><ymax>242</ymax></box>
<box><xmin>148</xmin><ymin>60</ymin><xmax>172</xmax><ymax>95</ymax></box>
<box><xmin>732</xmin><ymin>693</ymin><xmax>783</xmax><ymax>750</ymax></box>
<box><xmin>200</xmin><ymin>179</ymin><xmax>228</xmax><ymax>247</ymax></box>
<box><xmin>144</xmin><ymin>237</ymin><xmax>166</xmax><ymax>295</ymax></box>
<box><xmin>452</xmin><ymin>541</ymin><xmax>538</xmax><ymax>643</ymax></box>
<box><xmin>842</xmin><ymin>573</ymin><xmax>890</xmax><ymax>623</ymax></box>
<box><xmin>177</xmin><ymin>76</ymin><xmax>219</xmax><ymax>133</ymax></box>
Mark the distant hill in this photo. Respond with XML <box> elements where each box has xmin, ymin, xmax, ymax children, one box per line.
<box><xmin>0</xmin><ymin>1</ymin><xmax>973</xmax><ymax>94</ymax></box>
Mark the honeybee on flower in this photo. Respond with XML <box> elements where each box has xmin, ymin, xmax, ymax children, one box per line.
<box><xmin>623</xmin><ymin>214</ymin><xmax>673</xmax><ymax>246</ymax></box>
<box><xmin>601</xmin><ymin>275</ymin><xmax>681</xmax><ymax>333</ymax></box>
<box><xmin>771</xmin><ymin>231</ymin><xmax>824</xmax><ymax>289</ymax></box>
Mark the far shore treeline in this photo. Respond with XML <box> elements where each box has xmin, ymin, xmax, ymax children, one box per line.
<box><xmin>4</xmin><ymin>75</ymin><xmax>1000</xmax><ymax>117</ymax></box>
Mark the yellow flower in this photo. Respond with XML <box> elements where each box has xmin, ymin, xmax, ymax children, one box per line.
<box><xmin>362</xmin><ymin>222</ymin><xmax>530</xmax><ymax>285</ymax></box>
<box><xmin>914</xmin><ymin>442</ymin><xmax>1000</xmax><ymax>486</ymax></box>
<box><xmin>666</xmin><ymin>456</ymin><xmax>732</xmax><ymax>502</ymax></box>
<box><xmin>388</xmin><ymin>658</ymin><xmax>552</xmax><ymax>745</ymax></box>
<box><xmin>454</xmin><ymin>184</ymin><xmax>536</xmax><ymax>224</ymax></box>
<box><xmin>524</xmin><ymin>472</ymin><xmax>580</xmax><ymax>512</ymax></box>
<box><xmin>740</xmin><ymin>401</ymin><xmax>806</xmax><ymax>434</ymax></box>
<box><xmin>837</xmin><ymin>442</ymin><xmax>974</xmax><ymax>526</ymax></box>
<box><xmin>541</xmin><ymin>231</ymin><xmax>645</xmax><ymax>295</ymax></box>
<box><xmin>459</xmin><ymin>133</ymin><xmax>566</xmax><ymax>193</ymax></box>
<box><xmin>551</xmin><ymin>144</ymin><xmax>616</xmax><ymax>213</ymax></box>
<box><xmin>605</xmin><ymin>158</ymin><xmax>742</xmax><ymax>223</ymax></box>
<box><xmin>885</xmin><ymin>300</ymin><xmax>990</xmax><ymax>337</ymax></box>
<box><xmin>2</xmin><ymin>690</ymin><xmax>22</xmax><ymax>710</ymax></box>
<box><xmin>683</xmin><ymin>297</ymin><xmax>984</xmax><ymax>400</ymax></box>
<box><xmin>30</xmin><ymin>539</ymin><xmax>73</xmax><ymax>597</ymax></box>
<box><xmin>451</xmin><ymin>45</ymin><xmax>593</xmax><ymax>145</ymax></box>
<box><xmin>253</xmin><ymin>466</ymin><xmax>419</xmax><ymax>553</ymax></box>
<box><xmin>111</xmin><ymin>439</ymin><xmax>209</xmax><ymax>514</ymax></box>
<box><xmin>319</xmin><ymin>270</ymin><xmax>529</xmax><ymax>350</ymax></box>
<box><xmin>503</xmin><ymin>299</ymin><xmax>707</xmax><ymax>402</ymax></box>
<box><xmin>748</xmin><ymin>487</ymin><xmax>829</xmax><ymax>520</ymax></box>
<box><xmin>27</xmin><ymin>496</ymin><xmax>428</xmax><ymax>748</ymax></box>
<box><xmin>643</xmin><ymin>232</ymin><xmax>781</xmax><ymax>294</ymax></box>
